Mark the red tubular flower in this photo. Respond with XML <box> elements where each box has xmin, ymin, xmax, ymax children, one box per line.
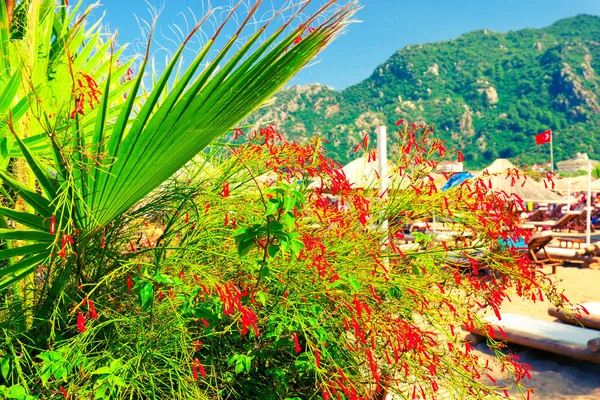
<box><xmin>50</xmin><ymin>215</ymin><xmax>56</xmax><ymax>234</ymax></box>
<box><xmin>76</xmin><ymin>312</ymin><xmax>86</xmax><ymax>333</ymax></box>
<box><xmin>315</xmin><ymin>349</ymin><xmax>321</xmax><ymax>368</ymax></box>
<box><xmin>89</xmin><ymin>300</ymin><xmax>98</xmax><ymax>319</ymax></box>
<box><xmin>195</xmin><ymin>359</ymin><xmax>207</xmax><ymax>377</ymax></box>
<box><xmin>221</xmin><ymin>182</ymin><xmax>230</xmax><ymax>197</ymax></box>
<box><xmin>293</xmin><ymin>333</ymin><xmax>302</xmax><ymax>353</ymax></box>
<box><xmin>127</xmin><ymin>273</ymin><xmax>133</xmax><ymax>292</ymax></box>
<box><xmin>60</xmin><ymin>386</ymin><xmax>68</xmax><ymax>399</ymax></box>
<box><xmin>192</xmin><ymin>363</ymin><xmax>198</xmax><ymax>380</ymax></box>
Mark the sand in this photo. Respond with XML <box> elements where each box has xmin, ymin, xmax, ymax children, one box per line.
<box><xmin>475</xmin><ymin>264</ymin><xmax>600</xmax><ymax>399</ymax></box>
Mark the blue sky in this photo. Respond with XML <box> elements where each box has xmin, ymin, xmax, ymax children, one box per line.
<box><xmin>83</xmin><ymin>0</ymin><xmax>600</xmax><ymax>90</ymax></box>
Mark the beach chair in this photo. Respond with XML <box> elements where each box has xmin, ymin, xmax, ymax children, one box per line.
<box><xmin>546</xmin><ymin>204</ymin><xmax>565</xmax><ymax>220</ymax></box>
<box><xmin>465</xmin><ymin>313</ymin><xmax>600</xmax><ymax>364</ymax></box>
<box><xmin>564</xmin><ymin>210</ymin><xmax>600</xmax><ymax>233</ymax></box>
<box><xmin>540</xmin><ymin>242</ymin><xmax>600</xmax><ymax>268</ymax></box>
<box><xmin>527</xmin><ymin>208</ymin><xmax>548</xmax><ymax>222</ymax></box>
<box><xmin>548</xmin><ymin>302</ymin><xmax>600</xmax><ymax>330</ymax></box>
<box><xmin>530</xmin><ymin>212</ymin><xmax>579</xmax><ymax>232</ymax></box>
<box><xmin>528</xmin><ymin>235</ymin><xmax>562</xmax><ymax>274</ymax></box>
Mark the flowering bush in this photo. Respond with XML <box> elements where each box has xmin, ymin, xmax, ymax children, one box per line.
<box><xmin>0</xmin><ymin>1</ymin><xmax>567</xmax><ymax>399</ymax></box>
<box><xmin>2</xmin><ymin>122</ymin><xmax>559</xmax><ymax>399</ymax></box>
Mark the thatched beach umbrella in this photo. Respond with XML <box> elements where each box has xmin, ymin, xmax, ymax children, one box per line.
<box><xmin>341</xmin><ymin>155</ymin><xmax>395</xmax><ymax>189</ymax></box>
<box><xmin>479</xmin><ymin>159</ymin><xmax>563</xmax><ymax>202</ymax></box>
<box><xmin>552</xmin><ymin>175</ymin><xmax>589</xmax><ymax>192</ymax></box>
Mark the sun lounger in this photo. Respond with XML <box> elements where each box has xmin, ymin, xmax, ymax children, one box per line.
<box><xmin>466</xmin><ymin>313</ymin><xmax>600</xmax><ymax>364</ymax></box>
<box><xmin>546</xmin><ymin>204</ymin><xmax>565</xmax><ymax>220</ymax></box>
<box><xmin>527</xmin><ymin>208</ymin><xmax>548</xmax><ymax>222</ymax></box>
<box><xmin>528</xmin><ymin>235</ymin><xmax>562</xmax><ymax>274</ymax></box>
<box><xmin>548</xmin><ymin>302</ymin><xmax>600</xmax><ymax>330</ymax></box>
<box><xmin>529</xmin><ymin>212</ymin><xmax>580</xmax><ymax>232</ymax></box>
<box><xmin>540</xmin><ymin>242</ymin><xmax>600</xmax><ymax>268</ymax></box>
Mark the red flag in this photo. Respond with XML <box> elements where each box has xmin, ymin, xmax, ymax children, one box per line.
<box><xmin>535</xmin><ymin>130</ymin><xmax>552</xmax><ymax>145</ymax></box>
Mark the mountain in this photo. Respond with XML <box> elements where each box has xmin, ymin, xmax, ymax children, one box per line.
<box><xmin>246</xmin><ymin>14</ymin><xmax>600</xmax><ymax>169</ymax></box>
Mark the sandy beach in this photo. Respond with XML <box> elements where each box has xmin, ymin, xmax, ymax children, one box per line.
<box><xmin>475</xmin><ymin>264</ymin><xmax>600</xmax><ymax>399</ymax></box>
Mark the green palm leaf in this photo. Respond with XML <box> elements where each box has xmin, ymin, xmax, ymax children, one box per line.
<box><xmin>0</xmin><ymin>0</ymin><xmax>359</xmax><ymax>293</ymax></box>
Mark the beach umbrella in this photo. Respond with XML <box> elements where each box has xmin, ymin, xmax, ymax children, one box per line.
<box><xmin>484</xmin><ymin>158</ymin><xmax>520</xmax><ymax>174</ymax></box>
<box><xmin>441</xmin><ymin>172</ymin><xmax>474</xmax><ymax>191</ymax></box>
<box><xmin>551</xmin><ymin>175</ymin><xmax>589</xmax><ymax>192</ymax></box>
<box><xmin>478</xmin><ymin>159</ymin><xmax>562</xmax><ymax>202</ymax></box>
<box><xmin>341</xmin><ymin>155</ymin><xmax>395</xmax><ymax>189</ymax></box>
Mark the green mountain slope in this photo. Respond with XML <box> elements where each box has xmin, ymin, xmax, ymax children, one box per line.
<box><xmin>246</xmin><ymin>14</ymin><xmax>600</xmax><ymax>169</ymax></box>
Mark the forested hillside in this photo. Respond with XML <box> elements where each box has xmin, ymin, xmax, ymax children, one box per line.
<box><xmin>245</xmin><ymin>14</ymin><xmax>600</xmax><ymax>169</ymax></box>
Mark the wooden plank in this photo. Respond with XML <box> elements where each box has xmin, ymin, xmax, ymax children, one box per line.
<box><xmin>467</xmin><ymin>314</ymin><xmax>600</xmax><ymax>364</ymax></box>
<box><xmin>548</xmin><ymin>302</ymin><xmax>600</xmax><ymax>330</ymax></box>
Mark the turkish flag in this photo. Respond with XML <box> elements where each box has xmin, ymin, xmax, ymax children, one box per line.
<box><xmin>535</xmin><ymin>130</ymin><xmax>552</xmax><ymax>145</ymax></box>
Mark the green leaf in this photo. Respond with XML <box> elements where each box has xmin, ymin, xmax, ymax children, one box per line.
<box><xmin>0</xmin><ymin>171</ymin><xmax>53</xmax><ymax>217</ymax></box>
<box><xmin>268</xmin><ymin>220</ymin><xmax>283</xmax><ymax>233</ymax></box>
<box><xmin>53</xmin><ymin>365</ymin><xmax>66</xmax><ymax>381</ymax></box>
<box><xmin>0</xmin><ymin>253</ymin><xmax>48</xmax><ymax>282</ymax></box>
<box><xmin>348</xmin><ymin>276</ymin><xmax>361</xmax><ymax>293</ymax></box>
<box><xmin>112</xmin><ymin>376</ymin><xmax>126</xmax><ymax>386</ymax></box>
<box><xmin>280</xmin><ymin>214</ymin><xmax>295</xmax><ymax>229</ymax></box>
<box><xmin>0</xmin><ymin>357</ymin><xmax>9</xmax><ymax>380</ymax></box>
<box><xmin>0</xmin><ymin>207</ymin><xmax>49</xmax><ymax>231</ymax></box>
<box><xmin>8</xmin><ymin>134</ymin><xmax>57</xmax><ymax>200</ymax></box>
<box><xmin>283</xmin><ymin>195</ymin><xmax>295</xmax><ymax>213</ymax></box>
<box><xmin>260</xmin><ymin>265</ymin><xmax>270</xmax><ymax>278</ymax></box>
<box><xmin>256</xmin><ymin>292</ymin><xmax>267</xmax><ymax>307</ymax></box>
<box><xmin>267</xmin><ymin>245</ymin><xmax>280</xmax><ymax>258</ymax></box>
<box><xmin>91</xmin><ymin>366</ymin><xmax>112</xmax><ymax>375</ymax></box>
<box><xmin>227</xmin><ymin>354</ymin><xmax>238</xmax><ymax>367</ymax></box>
<box><xmin>266</xmin><ymin>199</ymin><xmax>280</xmax><ymax>216</ymax></box>
<box><xmin>238</xmin><ymin>239</ymin><xmax>255</xmax><ymax>257</ymax></box>
<box><xmin>0</xmin><ymin>229</ymin><xmax>54</xmax><ymax>242</ymax></box>
<box><xmin>139</xmin><ymin>282</ymin><xmax>154</xmax><ymax>310</ymax></box>
<box><xmin>412</xmin><ymin>264</ymin><xmax>422</xmax><ymax>276</ymax></box>
<box><xmin>0</xmin><ymin>243</ymin><xmax>49</xmax><ymax>261</ymax></box>
<box><xmin>234</xmin><ymin>361</ymin><xmax>244</xmax><ymax>374</ymax></box>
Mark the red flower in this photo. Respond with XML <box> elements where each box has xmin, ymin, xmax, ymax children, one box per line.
<box><xmin>293</xmin><ymin>332</ymin><xmax>301</xmax><ymax>353</ymax></box>
<box><xmin>76</xmin><ymin>312</ymin><xmax>86</xmax><ymax>333</ymax></box>
<box><xmin>60</xmin><ymin>386</ymin><xmax>68</xmax><ymax>399</ymax></box>
<box><xmin>195</xmin><ymin>359</ymin><xmax>206</xmax><ymax>377</ymax></box>
<box><xmin>221</xmin><ymin>182</ymin><xmax>230</xmax><ymax>198</ymax></box>
<box><xmin>89</xmin><ymin>300</ymin><xmax>98</xmax><ymax>319</ymax></box>
<box><xmin>127</xmin><ymin>273</ymin><xmax>133</xmax><ymax>292</ymax></box>
<box><xmin>50</xmin><ymin>215</ymin><xmax>56</xmax><ymax>234</ymax></box>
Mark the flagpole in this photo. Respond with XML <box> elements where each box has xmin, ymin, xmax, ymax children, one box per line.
<box><xmin>550</xmin><ymin>131</ymin><xmax>554</xmax><ymax>172</ymax></box>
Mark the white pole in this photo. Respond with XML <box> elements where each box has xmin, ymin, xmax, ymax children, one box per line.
<box><xmin>376</xmin><ymin>126</ymin><xmax>390</xmax><ymax>267</ymax></box>
<box><xmin>377</xmin><ymin>126</ymin><xmax>388</xmax><ymax>197</ymax></box>
<box><xmin>550</xmin><ymin>132</ymin><xmax>554</xmax><ymax>172</ymax></box>
<box><xmin>567</xmin><ymin>179</ymin><xmax>571</xmax><ymax>210</ymax></box>
<box><xmin>587</xmin><ymin>161</ymin><xmax>592</xmax><ymax>245</ymax></box>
